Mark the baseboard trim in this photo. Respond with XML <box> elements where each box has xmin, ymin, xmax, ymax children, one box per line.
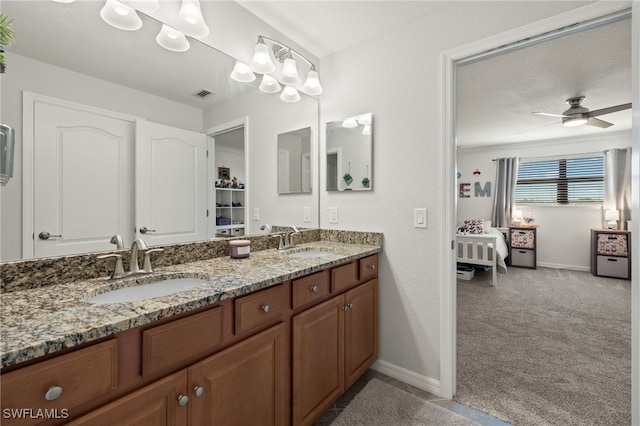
<box><xmin>537</xmin><ymin>262</ymin><xmax>590</xmax><ymax>272</ymax></box>
<box><xmin>371</xmin><ymin>359</ymin><xmax>441</xmax><ymax>396</ymax></box>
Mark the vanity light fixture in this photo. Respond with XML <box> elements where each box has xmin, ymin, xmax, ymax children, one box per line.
<box><xmin>51</xmin><ymin>0</ymin><xmax>76</xmax><ymax>3</ymax></box>
<box><xmin>250</xmin><ymin>37</ymin><xmax>276</xmax><ymax>74</ymax></box>
<box><xmin>342</xmin><ymin>118</ymin><xmax>358</xmax><ymax>128</ymax></box>
<box><xmin>279</xmin><ymin>56</ymin><xmax>300</xmax><ymax>85</ymax></box>
<box><xmin>100</xmin><ymin>0</ymin><xmax>142</xmax><ymax>31</ymax></box>
<box><xmin>156</xmin><ymin>24</ymin><xmax>190</xmax><ymax>52</ymax></box>
<box><xmin>120</xmin><ymin>0</ymin><xmax>159</xmax><ymax>13</ymax></box>
<box><xmin>280</xmin><ymin>86</ymin><xmax>301</xmax><ymax>103</ymax></box>
<box><xmin>175</xmin><ymin>0</ymin><xmax>209</xmax><ymax>38</ymax></box>
<box><xmin>259</xmin><ymin>75</ymin><xmax>281</xmax><ymax>93</ymax></box>
<box><xmin>230</xmin><ymin>61</ymin><xmax>256</xmax><ymax>83</ymax></box>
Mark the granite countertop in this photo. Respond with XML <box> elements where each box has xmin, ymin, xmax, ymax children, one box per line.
<box><xmin>1</xmin><ymin>241</ymin><xmax>381</xmax><ymax>368</ymax></box>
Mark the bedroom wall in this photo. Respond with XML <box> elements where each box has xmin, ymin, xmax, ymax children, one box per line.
<box><xmin>457</xmin><ymin>130</ymin><xmax>632</xmax><ymax>270</ymax></box>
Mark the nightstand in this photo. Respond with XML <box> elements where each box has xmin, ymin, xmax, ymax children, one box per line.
<box><xmin>509</xmin><ymin>226</ymin><xmax>537</xmax><ymax>269</ymax></box>
<box><xmin>591</xmin><ymin>229</ymin><xmax>631</xmax><ymax>280</ymax></box>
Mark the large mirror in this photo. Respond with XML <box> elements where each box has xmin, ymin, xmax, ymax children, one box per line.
<box><xmin>0</xmin><ymin>1</ymin><xmax>319</xmax><ymax>261</ymax></box>
<box><xmin>278</xmin><ymin>127</ymin><xmax>312</xmax><ymax>194</ymax></box>
<box><xmin>326</xmin><ymin>113</ymin><xmax>373</xmax><ymax>191</ymax></box>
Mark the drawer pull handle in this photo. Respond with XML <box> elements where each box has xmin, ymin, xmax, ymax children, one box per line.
<box><xmin>261</xmin><ymin>304</ymin><xmax>270</xmax><ymax>313</ymax></box>
<box><xmin>177</xmin><ymin>395</ymin><xmax>189</xmax><ymax>407</ymax></box>
<box><xmin>45</xmin><ymin>386</ymin><xmax>63</xmax><ymax>401</ymax></box>
<box><xmin>607</xmin><ymin>258</ymin><xmax>618</xmax><ymax>262</ymax></box>
<box><xmin>193</xmin><ymin>386</ymin><xmax>205</xmax><ymax>397</ymax></box>
<box><xmin>310</xmin><ymin>285</ymin><xmax>318</xmax><ymax>293</ymax></box>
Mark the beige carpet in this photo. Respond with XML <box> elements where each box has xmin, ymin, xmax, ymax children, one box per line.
<box><xmin>456</xmin><ymin>267</ymin><xmax>631</xmax><ymax>426</ymax></box>
<box><xmin>331</xmin><ymin>378</ymin><xmax>480</xmax><ymax>425</ymax></box>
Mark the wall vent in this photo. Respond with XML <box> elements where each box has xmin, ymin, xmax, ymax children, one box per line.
<box><xmin>193</xmin><ymin>89</ymin><xmax>214</xmax><ymax>98</ymax></box>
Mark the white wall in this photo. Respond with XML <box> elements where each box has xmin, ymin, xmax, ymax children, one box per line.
<box><xmin>319</xmin><ymin>1</ymin><xmax>592</xmax><ymax>390</ymax></box>
<box><xmin>457</xmin><ymin>131</ymin><xmax>632</xmax><ymax>270</ymax></box>
<box><xmin>0</xmin><ymin>54</ymin><xmax>203</xmax><ymax>261</ymax></box>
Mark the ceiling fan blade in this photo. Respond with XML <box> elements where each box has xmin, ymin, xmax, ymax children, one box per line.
<box><xmin>587</xmin><ymin>103</ymin><xmax>632</xmax><ymax>117</ymax></box>
<box><xmin>533</xmin><ymin>112</ymin><xmax>569</xmax><ymax>118</ymax></box>
<box><xmin>514</xmin><ymin>121</ymin><xmax>559</xmax><ymax>135</ymax></box>
<box><xmin>586</xmin><ymin>117</ymin><xmax>613</xmax><ymax>128</ymax></box>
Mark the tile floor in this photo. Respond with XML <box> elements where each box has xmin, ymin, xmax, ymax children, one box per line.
<box><xmin>313</xmin><ymin>369</ymin><xmax>510</xmax><ymax>426</ymax></box>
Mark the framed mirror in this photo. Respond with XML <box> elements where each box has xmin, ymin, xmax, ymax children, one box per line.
<box><xmin>278</xmin><ymin>127</ymin><xmax>312</xmax><ymax>194</ymax></box>
<box><xmin>326</xmin><ymin>113</ymin><xmax>372</xmax><ymax>191</ymax></box>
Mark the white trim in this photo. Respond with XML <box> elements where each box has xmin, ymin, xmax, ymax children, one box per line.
<box><xmin>372</xmin><ymin>360</ymin><xmax>441</xmax><ymax>396</ymax></box>
<box><xmin>442</xmin><ymin>1</ymin><xmax>635</xmax><ymax>405</ymax></box>
<box><xmin>21</xmin><ymin>92</ymin><xmax>137</xmax><ymax>260</ymax></box>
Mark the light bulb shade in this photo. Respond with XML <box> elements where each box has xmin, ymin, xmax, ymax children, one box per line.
<box><xmin>120</xmin><ymin>0</ymin><xmax>159</xmax><ymax>12</ymax></box>
<box><xmin>280</xmin><ymin>86</ymin><xmax>301</xmax><ymax>103</ymax></box>
<box><xmin>301</xmin><ymin>68</ymin><xmax>323</xmax><ymax>96</ymax></box>
<box><xmin>562</xmin><ymin>116</ymin><xmax>588</xmax><ymax>127</ymax></box>
<box><xmin>175</xmin><ymin>0</ymin><xmax>209</xmax><ymax>38</ymax></box>
<box><xmin>51</xmin><ymin>0</ymin><xmax>76</xmax><ymax>3</ymax></box>
<box><xmin>250</xmin><ymin>38</ymin><xmax>275</xmax><ymax>74</ymax></box>
<box><xmin>279</xmin><ymin>57</ymin><xmax>300</xmax><ymax>85</ymax></box>
<box><xmin>156</xmin><ymin>25</ymin><xmax>190</xmax><ymax>52</ymax></box>
<box><xmin>230</xmin><ymin>61</ymin><xmax>256</xmax><ymax>83</ymax></box>
<box><xmin>356</xmin><ymin>113</ymin><xmax>372</xmax><ymax>125</ymax></box>
<box><xmin>362</xmin><ymin>124</ymin><xmax>371</xmax><ymax>136</ymax></box>
<box><xmin>100</xmin><ymin>0</ymin><xmax>142</xmax><ymax>31</ymax></box>
<box><xmin>342</xmin><ymin>118</ymin><xmax>358</xmax><ymax>128</ymax></box>
<box><xmin>259</xmin><ymin>75</ymin><xmax>281</xmax><ymax>93</ymax></box>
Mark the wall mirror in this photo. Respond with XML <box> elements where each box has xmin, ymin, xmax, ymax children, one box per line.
<box><xmin>0</xmin><ymin>1</ymin><xmax>319</xmax><ymax>261</ymax></box>
<box><xmin>326</xmin><ymin>113</ymin><xmax>372</xmax><ymax>191</ymax></box>
<box><xmin>278</xmin><ymin>127</ymin><xmax>312</xmax><ymax>194</ymax></box>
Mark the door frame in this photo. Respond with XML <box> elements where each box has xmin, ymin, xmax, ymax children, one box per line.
<box><xmin>21</xmin><ymin>92</ymin><xmax>136</xmax><ymax>259</ymax></box>
<box><xmin>441</xmin><ymin>4</ymin><xmax>638</xmax><ymax>423</ymax></box>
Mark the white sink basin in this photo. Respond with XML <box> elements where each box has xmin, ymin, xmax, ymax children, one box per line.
<box><xmin>287</xmin><ymin>250</ymin><xmax>331</xmax><ymax>259</ymax></box>
<box><xmin>88</xmin><ymin>278</ymin><xmax>207</xmax><ymax>304</ymax></box>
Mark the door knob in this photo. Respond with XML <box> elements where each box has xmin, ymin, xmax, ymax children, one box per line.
<box><xmin>139</xmin><ymin>227</ymin><xmax>156</xmax><ymax>234</ymax></box>
<box><xmin>38</xmin><ymin>231</ymin><xmax>62</xmax><ymax>240</ymax></box>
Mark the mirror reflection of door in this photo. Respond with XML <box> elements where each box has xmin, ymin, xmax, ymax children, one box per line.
<box><xmin>278</xmin><ymin>149</ymin><xmax>290</xmax><ymax>193</ymax></box>
<box><xmin>277</xmin><ymin>127</ymin><xmax>311</xmax><ymax>194</ymax></box>
<box><xmin>326</xmin><ymin>151</ymin><xmax>339</xmax><ymax>191</ymax></box>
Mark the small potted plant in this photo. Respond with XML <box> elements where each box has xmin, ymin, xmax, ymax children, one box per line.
<box><xmin>361</xmin><ymin>177</ymin><xmax>370</xmax><ymax>188</ymax></box>
<box><xmin>0</xmin><ymin>12</ymin><xmax>16</xmax><ymax>74</ymax></box>
<box><xmin>343</xmin><ymin>173</ymin><xmax>353</xmax><ymax>186</ymax></box>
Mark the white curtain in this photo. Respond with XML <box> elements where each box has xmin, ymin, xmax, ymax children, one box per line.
<box><xmin>604</xmin><ymin>148</ymin><xmax>632</xmax><ymax>230</ymax></box>
<box><xmin>491</xmin><ymin>157</ymin><xmax>520</xmax><ymax>228</ymax></box>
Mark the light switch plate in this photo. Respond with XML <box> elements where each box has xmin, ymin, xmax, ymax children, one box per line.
<box><xmin>303</xmin><ymin>206</ymin><xmax>311</xmax><ymax>223</ymax></box>
<box><xmin>414</xmin><ymin>208</ymin><xmax>427</xmax><ymax>228</ymax></box>
<box><xmin>253</xmin><ymin>207</ymin><xmax>260</xmax><ymax>220</ymax></box>
<box><xmin>329</xmin><ymin>207</ymin><xmax>338</xmax><ymax>224</ymax></box>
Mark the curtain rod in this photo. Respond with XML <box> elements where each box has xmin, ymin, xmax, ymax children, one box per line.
<box><xmin>492</xmin><ymin>151</ymin><xmax>604</xmax><ymax>162</ymax></box>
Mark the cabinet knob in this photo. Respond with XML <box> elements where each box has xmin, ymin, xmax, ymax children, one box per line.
<box><xmin>193</xmin><ymin>386</ymin><xmax>205</xmax><ymax>397</ymax></box>
<box><xmin>310</xmin><ymin>285</ymin><xmax>318</xmax><ymax>293</ymax></box>
<box><xmin>44</xmin><ymin>386</ymin><xmax>63</xmax><ymax>401</ymax></box>
<box><xmin>342</xmin><ymin>304</ymin><xmax>352</xmax><ymax>312</ymax></box>
<box><xmin>369</xmin><ymin>264</ymin><xmax>376</xmax><ymax>270</ymax></box>
<box><xmin>261</xmin><ymin>304</ymin><xmax>270</xmax><ymax>313</ymax></box>
<box><xmin>177</xmin><ymin>395</ymin><xmax>189</xmax><ymax>407</ymax></box>
<box><xmin>347</xmin><ymin>303</ymin><xmax>354</xmax><ymax>310</ymax></box>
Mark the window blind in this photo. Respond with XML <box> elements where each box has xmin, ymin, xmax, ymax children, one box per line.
<box><xmin>514</xmin><ymin>156</ymin><xmax>604</xmax><ymax>204</ymax></box>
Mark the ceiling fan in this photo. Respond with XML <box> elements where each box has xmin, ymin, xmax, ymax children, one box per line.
<box><xmin>533</xmin><ymin>96</ymin><xmax>632</xmax><ymax>128</ymax></box>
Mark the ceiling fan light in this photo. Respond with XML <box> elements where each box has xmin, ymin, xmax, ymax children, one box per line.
<box><xmin>259</xmin><ymin>75</ymin><xmax>281</xmax><ymax>93</ymax></box>
<box><xmin>100</xmin><ymin>0</ymin><xmax>142</xmax><ymax>31</ymax></box>
<box><xmin>279</xmin><ymin>57</ymin><xmax>300</xmax><ymax>85</ymax></box>
<box><xmin>562</xmin><ymin>116</ymin><xmax>588</xmax><ymax>127</ymax></box>
<box><xmin>120</xmin><ymin>0</ymin><xmax>159</xmax><ymax>12</ymax></box>
<box><xmin>250</xmin><ymin>37</ymin><xmax>275</xmax><ymax>74</ymax></box>
<box><xmin>230</xmin><ymin>61</ymin><xmax>256</xmax><ymax>83</ymax></box>
<box><xmin>280</xmin><ymin>86</ymin><xmax>301</xmax><ymax>103</ymax></box>
<box><xmin>301</xmin><ymin>68</ymin><xmax>322</xmax><ymax>96</ymax></box>
<box><xmin>156</xmin><ymin>25</ymin><xmax>190</xmax><ymax>52</ymax></box>
<box><xmin>175</xmin><ymin>0</ymin><xmax>209</xmax><ymax>38</ymax></box>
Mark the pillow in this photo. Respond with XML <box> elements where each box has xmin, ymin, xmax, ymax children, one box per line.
<box><xmin>461</xmin><ymin>219</ymin><xmax>484</xmax><ymax>234</ymax></box>
<box><xmin>484</xmin><ymin>220</ymin><xmax>492</xmax><ymax>233</ymax></box>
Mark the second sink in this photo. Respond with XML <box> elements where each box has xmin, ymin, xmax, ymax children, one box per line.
<box><xmin>88</xmin><ymin>278</ymin><xmax>207</xmax><ymax>304</ymax></box>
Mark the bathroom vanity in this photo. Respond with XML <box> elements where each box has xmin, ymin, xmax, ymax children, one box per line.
<box><xmin>1</xmin><ymin>234</ymin><xmax>380</xmax><ymax>426</ymax></box>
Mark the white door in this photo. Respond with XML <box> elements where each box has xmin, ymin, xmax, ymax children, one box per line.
<box><xmin>302</xmin><ymin>153</ymin><xmax>311</xmax><ymax>192</ymax></box>
<box><xmin>278</xmin><ymin>149</ymin><xmax>290</xmax><ymax>193</ymax></box>
<box><xmin>136</xmin><ymin>120</ymin><xmax>207</xmax><ymax>246</ymax></box>
<box><xmin>33</xmin><ymin>102</ymin><xmax>134</xmax><ymax>258</ymax></box>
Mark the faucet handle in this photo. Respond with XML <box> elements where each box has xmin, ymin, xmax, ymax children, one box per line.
<box><xmin>142</xmin><ymin>248</ymin><xmax>164</xmax><ymax>273</ymax></box>
<box><xmin>97</xmin><ymin>254</ymin><xmax>125</xmax><ymax>279</ymax></box>
<box><xmin>273</xmin><ymin>234</ymin><xmax>285</xmax><ymax>250</ymax></box>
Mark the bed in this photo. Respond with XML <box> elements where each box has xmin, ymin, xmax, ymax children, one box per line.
<box><xmin>456</xmin><ymin>223</ymin><xmax>509</xmax><ymax>286</ymax></box>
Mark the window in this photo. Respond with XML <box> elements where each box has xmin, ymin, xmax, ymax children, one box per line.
<box><xmin>514</xmin><ymin>156</ymin><xmax>604</xmax><ymax>204</ymax></box>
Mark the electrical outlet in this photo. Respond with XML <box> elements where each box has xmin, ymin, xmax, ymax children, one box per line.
<box><xmin>329</xmin><ymin>207</ymin><xmax>338</xmax><ymax>224</ymax></box>
<box><xmin>303</xmin><ymin>206</ymin><xmax>311</xmax><ymax>223</ymax></box>
<box><xmin>253</xmin><ymin>207</ymin><xmax>260</xmax><ymax>220</ymax></box>
<box><xmin>414</xmin><ymin>208</ymin><xmax>427</xmax><ymax>228</ymax></box>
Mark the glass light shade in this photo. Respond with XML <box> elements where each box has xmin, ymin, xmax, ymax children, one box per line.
<box><xmin>301</xmin><ymin>68</ymin><xmax>323</xmax><ymax>96</ymax></box>
<box><xmin>362</xmin><ymin>124</ymin><xmax>371</xmax><ymax>136</ymax></box>
<box><xmin>100</xmin><ymin>0</ymin><xmax>142</xmax><ymax>31</ymax></box>
<box><xmin>562</xmin><ymin>116</ymin><xmax>588</xmax><ymax>127</ymax></box>
<box><xmin>51</xmin><ymin>0</ymin><xmax>76</xmax><ymax>3</ymax></box>
<box><xmin>156</xmin><ymin>25</ymin><xmax>190</xmax><ymax>52</ymax></box>
<box><xmin>250</xmin><ymin>39</ymin><xmax>275</xmax><ymax>74</ymax></box>
<box><xmin>280</xmin><ymin>86</ymin><xmax>301</xmax><ymax>103</ymax></box>
<box><xmin>175</xmin><ymin>0</ymin><xmax>209</xmax><ymax>38</ymax></box>
<box><xmin>279</xmin><ymin>57</ymin><xmax>300</xmax><ymax>85</ymax></box>
<box><xmin>342</xmin><ymin>118</ymin><xmax>358</xmax><ymax>128</ymax></box>
<box><xmin>121</xmin><ymin>0</ymin><xmax>159</xmax><ymax>12</ymax></box>
<box><xmin>259</xmin><ymin>75</ymin><xmax>281</xmax><ymax>93</ymax></box>
<box><xmin>230</xmin><ymin>61</ymin><xmax>256</xmax><ymax>83</ymax></box>
<box><xmin>357</xmin><ymin>113</ymin><xmax>372</xmax><ymax>125</ymax></box>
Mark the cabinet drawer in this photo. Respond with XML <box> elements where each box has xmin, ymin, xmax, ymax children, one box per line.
<box><xmin>292</xmin><ymin>270</ymin><xmax>330</xmax><ymax>309</ymax></box>
<box><xmin>511</xmin><ymin>248</ymin><xmax>535</xmax><ymax>268</ymax></box>
<box><xmin>142</xmin><ymin>307</ymin><xmax>223</xmax><ymax>377</ymax></box>
<box><xmin>359</xmin><ymin>255</ymin><xmax>378</xmax><ymax>282</ymax></box>
<box><xmin>510</xmin><ymin>229</ymin><xmax>535</xmax><ymax>249</ymax></box>
<box><xmin>596</xmin><ymin>256</ymin><xmax>629</xmax><ymax>279</ymax></box>
<box><xmin>331</xmin><ymin>261</ymin><xmax>359</xmax><ymax>293</ymax></box>
<box><xmin>596</xmin><ymin>234</ymin><xmax>628</xmax><ymax>256</ymax></box>
<box><xmin>235</xmin><ymin>285</ymin><xmax>285</xmax><ymax>335</ymax></box>
<box><xmin>1</xmin><ymin>339</ymin><xmax>118</xmax><ymax>425</ymax></box>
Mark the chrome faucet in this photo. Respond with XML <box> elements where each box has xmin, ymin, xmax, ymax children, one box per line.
<box><xmin>260</xmin><ymin>224</ymin><xmax>272</xmax><ymax>233</ymax></box>
<box><xmin>98</xmin><ymin>238</ymin><xmax>163</xmax><ymax>279</ymax></box>
<box><xmin>129</xmin><ymin>239</ymin><xmax>148</xmax><ymax>274</ymax></box>
<box><xmin>109</xmin><ymin>234</ymin><xmax>124</xmax><ymax>250</ymax></box>
<box><xmin>282</xmin><ymin>226</ymin><xmax>300</xmax><ymax>249</ymax></box>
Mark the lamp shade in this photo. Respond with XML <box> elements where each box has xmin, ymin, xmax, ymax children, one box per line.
<box><xmin>100</xmin><ymin>0</ymin><xmax>142</xmax><ymax>31</ymax></box>
<box><xmin>175</xmin><ymin>0</ymin><xmax>209</xmax><ymax>38</ymax></box>
<box><xmin>259</xmin><ymin>75</ymin><xmax>281</xmax><ymax>93</ymax></box>
<box><xmin>230</xmin><ymin>61</ymin><xmax>256</xmax><ymax>83</ymax></box>
<box><xmin>301</xmin><ymin>68</ymin><xmax>322</xmax><ymax>96</ymax></box>
<box><xmin>605</xmin><ymin>209</ymin><xmax>619</xmax><ymax>221</ymax></box>
<box><xmin>279</xmin><ymin>57</ymin><xmax>300</xmax><ymax>85</ymax></box>
<box><xmin>280</xmin><ymin>86</ymin><xmax>300</xmax><ymax>103</ymax></box>
<box><xmin>250</xmin><ymin>38</ymin><xmax>275</xmax><ymax>74</ymax></box>
<box><xmin>121</xmin><ymin>0</ymin><xmax>159</xmax><ymax>12</ymax></box>
<box><xmin>156</xmin><ymin>25</ymin><xmax>190</xmax><ymax>52</ymax></box>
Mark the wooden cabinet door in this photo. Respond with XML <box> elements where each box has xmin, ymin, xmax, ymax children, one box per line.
<box><xmin>188</xmin><ymin>323</ymin><xmax>288</xmax><ymax>426</ymax></box>
<box><xmin>67</xmin><ymin>371</ymin><xmax>188</xmax><ymax>426</ymax></box>
<box><xmin>292</xmin><ymin>295</ymin><xmax>345</xmax><ymax>426</ymax></box>
<box><xmin>344</xmin><ymin>279</ymin><xmax>378</xmax><ymax>388</ymax></box>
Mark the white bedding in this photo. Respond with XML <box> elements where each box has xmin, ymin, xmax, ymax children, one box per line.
<box><xmin>488</xmin><ymin>228</ymin><xmax>509</xmax><ymax>274</ymax></box>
